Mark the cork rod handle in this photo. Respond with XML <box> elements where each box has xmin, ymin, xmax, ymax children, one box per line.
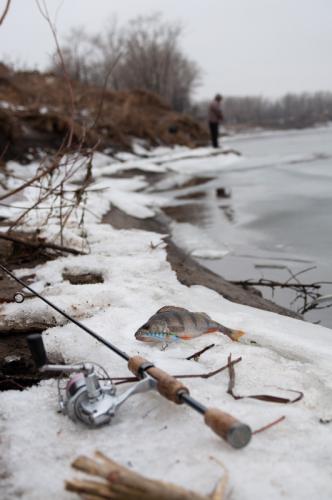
<box><xmin>128</xmin><ymin>356</ymin><xmax>252</xmax><ymax>448</ymax></box>
<box><xmin>128</xmin><ymin>355</ymin><xmax>189</xmax><ymax>403</ymax></box>
<box><xmin>204</xmin><ymin>408</ymin><xmax>251</xmax><ymax>448</ymax></box>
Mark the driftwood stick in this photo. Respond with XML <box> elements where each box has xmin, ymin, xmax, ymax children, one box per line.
<box><xmin>67</xmin><ymin>453</ymin><xmax>227</xmax><ymax>500</ymax></box>
<box><xmin>71</xmin><ymin>456</ymin><xmax>112</xmax><ymax>479</ymax></box>
<box><xmin>66</xmin><ymin>479</ymin><xmax>112</xmax><ymax>498</ymax></box>
<box><xmin>0</xmin><ymin>232</ymin><xmax>85</xmax><ymax>255</ymax></box>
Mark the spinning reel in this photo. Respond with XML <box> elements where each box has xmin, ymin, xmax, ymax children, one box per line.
<box><xmin>27</xmin><ymin>334</ymin><xmax>156</xmax><ymax>427</ymax></box>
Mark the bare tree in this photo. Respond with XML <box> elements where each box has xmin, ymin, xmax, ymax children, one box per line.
<box><xmin>50</xmin><ymin>14</ymin><xmax>201</xmax><ymax>112</ymax></box>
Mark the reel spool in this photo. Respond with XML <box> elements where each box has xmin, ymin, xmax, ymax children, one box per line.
<box><xmin>57</xmin><ymin>363</ymin><xmax>116</xmax><ymax>427</ymax></box>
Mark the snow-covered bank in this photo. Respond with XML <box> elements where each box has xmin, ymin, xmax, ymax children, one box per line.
<box><xmin>1</xmin><ymin>147</ymin><xmax>332</xmax><ymax>499</ymax></box>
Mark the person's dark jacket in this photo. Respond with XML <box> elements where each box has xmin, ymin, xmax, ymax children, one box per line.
<box><xmin>208</xmin><ymin>100</ymin><xmax>223</xmax><ymax>123</ymax></box>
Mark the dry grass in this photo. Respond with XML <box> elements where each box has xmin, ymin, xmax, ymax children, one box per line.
<box><xmin>0</xmin><ymin>65</ymin><xmax>209</xmax><ymax>161</ymax></box>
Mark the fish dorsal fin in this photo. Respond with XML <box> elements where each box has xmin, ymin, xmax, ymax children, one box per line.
<box><xmin>156</xmin><ymin>305</ymin><xmax>189</xmax><ymax>314</ymax></box>
<box><xmin>198</xmin><ymin>312</ymin><xmax>212</xmax><ymax>320</ymax></box>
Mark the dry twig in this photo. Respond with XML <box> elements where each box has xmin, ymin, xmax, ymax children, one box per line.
<box><xmin>110</xmin><ymin>357</ymin><xmax>242</xmax><ymax>385</ymax></box>
<box><xmin>226</xmin><ymin>354</ymin><xmax>303</xmax><ymax>404</ymax></box>
<box><xmin>186</xmin><ymin>343</ymin><xmax>215</xmax><ymax>361</ymax></box>
<box><xmin>0</xmin><ymin>2</ymin><xmax>101</xmax><ymax>248</ymax></box>
<box><xmin>253</xmin><ymin>416</ymin><xmax>286</xmax><ymax>435</ymax></box>
<box><xmin>231</xmin><ymin>265</ymin><xmax>332</xmax><ymax>315</ymax></box>
<box><xmin>35</xmin><ymin>0</ymin><xmax>75</xmax><ymax>147</ymax></box>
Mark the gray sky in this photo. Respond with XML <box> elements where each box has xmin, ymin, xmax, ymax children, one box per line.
<box><xmin>1</xmin><ymin>0</ymin><xmax>331</xmax><ymax>100</ymax></box>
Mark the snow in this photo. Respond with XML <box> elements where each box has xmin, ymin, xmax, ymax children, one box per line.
<box><xmin>171</xmin><ymin>221</ymin><xmax>230</xmax><ymax>259</ymax></box>
<box><xmin>0</xmin><ymin>145</ymin><xmax>332</xmax><ymax>499</ymax></box>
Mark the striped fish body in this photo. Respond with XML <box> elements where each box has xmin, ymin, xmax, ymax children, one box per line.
<box><xmin>135</xmin><ymin>306</ymin><xmax>244</xmax><ymax>343</ymax></box>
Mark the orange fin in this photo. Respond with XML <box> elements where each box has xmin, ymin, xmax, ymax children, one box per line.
<box><xmin>229</xmin><ymin>330</ymin><xmax>245</xmax><ymax>341</ymax></box>
<box><xmin>206</xmin><ymin>327</ymin><xmax>219</xmax><ymax>333</ymax></box>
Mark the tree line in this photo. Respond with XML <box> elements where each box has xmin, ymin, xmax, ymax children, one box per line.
<box><xmin>193</xmin><ymin>92</ymin><xmax>332</xmax><ymax>129</ymax></box>
<box><xmin>50</xmin><ymin>14</ymin><xmax>200</xmax><ymax>113</ymax></box>
<box><xmin>50</xmin><ymin>14</ymin><xmax>332</xmax><ymax>129</ymax></box>
<box><xmin>223</xmin><ymin>92</ymin><xmax>332</xmax><ymax>129</ymax></box>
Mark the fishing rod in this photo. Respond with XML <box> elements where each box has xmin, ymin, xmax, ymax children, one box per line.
<box><xmin>0</xmin><ymin>263</ymin><xmax>251</xmax><ymax>448</ymax></box>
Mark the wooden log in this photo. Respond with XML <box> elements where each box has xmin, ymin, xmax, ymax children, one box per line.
<box><xmin>66</xmin><ymin>451</ymin><xmax>228</xmax><ymax>500</ymax></box>
<box><xmin>0</xmin><ymin>316</ymin><xmax>57</xmax><ymax>335</ymax></box>
<box><xmin>0</xmin><ymin>232</ymin><xmax>85</xmax><ymax>255</ymax></box>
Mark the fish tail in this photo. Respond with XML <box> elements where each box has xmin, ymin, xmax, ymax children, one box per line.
<box><xmin>229</xmin><ymin>329</ymin><xmax>245</xmax><ymax>341</ymax></box>
<box><xmin>216</xmin><ymin>323</ymin><xmax>245</xmax><ymax>341</ymax></box>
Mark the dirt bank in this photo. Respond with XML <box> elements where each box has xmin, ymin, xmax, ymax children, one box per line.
<box><xmin>0</xmin><ymin>242</ymin><xmax>59</xmax><ymax>390</ymax></box>
<box><xmin>102</xmin><ymin>206</ymin><xmax>302</xmax><ymax>320</ymax></box>
<box><xmin>0</xmin><ymin>64</ymin><xmax>209</xmax><ymax>162</ymax></box>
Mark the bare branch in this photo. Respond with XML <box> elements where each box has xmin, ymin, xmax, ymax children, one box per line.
<box><xmin>0</xmin><ymin>0</ymin><xmax>11</xmax><ymax>25</ymax></box>
<box><xmin>35</xmin><ymin>0</ymin><xmax>75</xmax><ymax>147</ymax></box>
<box><xmin>110</xmin><ymin>357</ymin><xmax>242</xmax><ymax>386</ymax></box>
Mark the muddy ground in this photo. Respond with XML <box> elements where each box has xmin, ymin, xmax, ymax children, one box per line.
<box><xmin>0</xmin><ymin>242</ymin><xmax>59</xmax><ymax>390</ymax></box>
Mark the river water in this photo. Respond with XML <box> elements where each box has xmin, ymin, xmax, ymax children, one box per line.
<box><xmin>171</xmin><ymin>125</ymin><xmax>332</xmax><ymax>328</ymax></box>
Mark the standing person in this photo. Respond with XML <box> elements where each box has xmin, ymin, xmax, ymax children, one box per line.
<box><xmin>208</xmin><ymin>94</ymin><xmax>223</xmax><ymax>148</ymax></box>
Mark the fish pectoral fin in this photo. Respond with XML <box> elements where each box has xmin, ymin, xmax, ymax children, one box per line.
<box><xmin>156</xmin><ymin>305</ymin><xmax>189</xmax><ymax>314</ymax></box>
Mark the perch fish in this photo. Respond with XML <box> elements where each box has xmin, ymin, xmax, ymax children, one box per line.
<box><xmin>135</xmin><ymin>306</ymin><xmax>244</xmax><ymax>345</ymax></box>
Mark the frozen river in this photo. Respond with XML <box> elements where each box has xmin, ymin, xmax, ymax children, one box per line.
<box><xmin>171</xmin><ymin>125</ymin><xmax>332</xmax><ymax>327</ymax></box>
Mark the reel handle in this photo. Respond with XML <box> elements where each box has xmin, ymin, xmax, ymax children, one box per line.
<box><xmin>27</xmin><ymin>333</ymin><xmax>48</xmax><ymax>368</ymax></box>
